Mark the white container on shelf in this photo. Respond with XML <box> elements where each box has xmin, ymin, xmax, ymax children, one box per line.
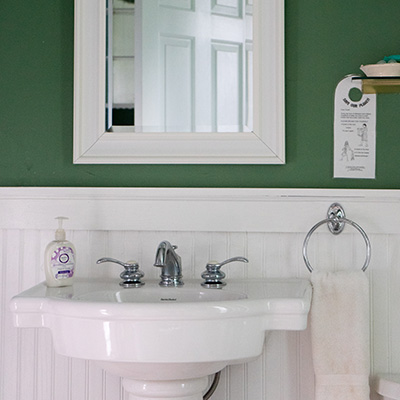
<box><xmin>360</xmin><ymin>63</ymin><xmax>400</xmax><ymax>77</ymax></box>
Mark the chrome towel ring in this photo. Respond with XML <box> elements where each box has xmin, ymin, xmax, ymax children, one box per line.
<box><xmin>303</xmin><ymin>203</ymin><xmax>371</xmax><ymax>273</ymax></box>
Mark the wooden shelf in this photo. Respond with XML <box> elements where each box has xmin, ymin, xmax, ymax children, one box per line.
<box><xmin>352</xmin><ymin>77</ymin><xmax>400</xmax><ymax>94</ymax></box>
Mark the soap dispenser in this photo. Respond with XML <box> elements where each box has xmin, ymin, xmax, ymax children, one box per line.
<box><xmin>44</xmin><ymin>217</ymin><xmax>76</xmax><ymax>287</ymax></box>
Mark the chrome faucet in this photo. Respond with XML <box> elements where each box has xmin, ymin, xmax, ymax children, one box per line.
<box><xmin>154</xmin><ymin>241</ymin><xmax>183</xmax><ymax>287</ymax></box>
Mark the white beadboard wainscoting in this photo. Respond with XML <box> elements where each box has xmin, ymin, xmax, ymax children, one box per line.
<box><xmin>1</xmin><ymin>187</ymin><xmax>400</xmax><ymax>400</ymax></box>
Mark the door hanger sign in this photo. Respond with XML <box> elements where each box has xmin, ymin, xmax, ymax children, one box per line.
<box><xmin>334</xmin><ymin>75</ymin><xmax>376</xmax><ymax>179</ymax></box>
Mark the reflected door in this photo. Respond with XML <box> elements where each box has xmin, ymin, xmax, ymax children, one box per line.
<box><xmin>135</xmin><ymin>0</ymin><xmax>252</xmax><ymax>132</ymax></box>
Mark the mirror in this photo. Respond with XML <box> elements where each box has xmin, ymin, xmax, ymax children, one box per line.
<box><xmin>74</xmin><ymin>0</ymin><xmax>285</xmax><ymax>164</ymax></box>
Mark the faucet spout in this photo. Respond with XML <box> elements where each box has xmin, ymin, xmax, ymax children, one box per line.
<box><xmin>154</xmin><ymin>241</ymin><xmax>183</xmax><ymax>287</ymax></box>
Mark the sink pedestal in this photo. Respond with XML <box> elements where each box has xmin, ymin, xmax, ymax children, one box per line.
<box><xmin>123</xmin><ymin>377</ymin><xmax>209</xmax><ymax>400</ymax></box>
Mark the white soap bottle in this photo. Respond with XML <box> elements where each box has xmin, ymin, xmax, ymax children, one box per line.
<box><xmin>44</xmin><ymin>217</ymin><xmax>76</xmax><ymax>287</ymax></box>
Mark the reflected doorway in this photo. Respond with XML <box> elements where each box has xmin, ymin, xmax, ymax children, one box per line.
<box><xmin>106</xmin><ymin>0</ymin><xmax>253</xmax><ymax>132</ymax></box>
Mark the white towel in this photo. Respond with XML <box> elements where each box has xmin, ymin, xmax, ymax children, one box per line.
<box><xmin>310</xmin><ymin>270</ymin><xmax>370</xmax><ymax>400</ymax></box>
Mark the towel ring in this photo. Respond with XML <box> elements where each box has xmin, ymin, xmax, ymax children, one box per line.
<box><xmin>303</xmin><ymin>204</ymin><xmax>371</xmax><ymax>273</ymax></box>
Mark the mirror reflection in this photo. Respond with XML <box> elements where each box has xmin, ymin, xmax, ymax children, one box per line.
<box><xmin>106</xmin><ymin>0</ymin><xmax>253</xmax><ymax>132</ymax></box>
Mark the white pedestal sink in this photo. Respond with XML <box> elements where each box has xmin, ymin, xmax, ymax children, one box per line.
<box><xmin>10</xmin><ymin>278</ymin><xmax>311</xmax><ymax>400</ymax></box>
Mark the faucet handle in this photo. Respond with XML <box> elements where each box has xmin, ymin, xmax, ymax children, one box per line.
<box><xmin>201</xmin><ymin>256</ymin><xmax>248</xmax><ymax>288</ymax></box>
<box><xmin>97</xmin><ymin>257</ymin><xmax>145</xmax><ymax>288</ymax></box>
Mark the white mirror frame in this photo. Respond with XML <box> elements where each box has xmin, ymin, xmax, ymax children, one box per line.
<box><xmin>73</xmin><ymin>0</ymin><xmax>285</xmax><ymax>164</ymax></box>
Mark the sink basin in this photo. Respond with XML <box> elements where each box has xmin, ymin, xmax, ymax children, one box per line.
<box><xmin>11</xmin><ymin>278</ymin><xmax>311</xmax><ymax>399</ymax></box>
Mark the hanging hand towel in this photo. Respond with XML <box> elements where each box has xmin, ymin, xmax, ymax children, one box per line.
<box><xmin>311</xmin><ymin>270</ymin><xmax>370</xmax><ymax>400</ymax></box>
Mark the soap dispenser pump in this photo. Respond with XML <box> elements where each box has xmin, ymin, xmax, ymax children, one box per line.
<box><xmin>44</xmin><ymin>217</ymin><xmax>76</xmax><ymax>287</ymax></box>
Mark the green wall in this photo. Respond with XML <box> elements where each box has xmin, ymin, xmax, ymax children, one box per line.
<box><xmin>1</xmin><ymin>0</ymin><xmax>399</xmax><ymax>188</ymax></box>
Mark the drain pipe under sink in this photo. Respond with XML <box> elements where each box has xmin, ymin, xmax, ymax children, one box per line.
<box><xmin>204</xmin><ymin>371</ymin><xmax>221</xmax><ymax>400</ymax></box>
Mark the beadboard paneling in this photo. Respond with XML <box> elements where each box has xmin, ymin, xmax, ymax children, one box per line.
<box><xmin>2</xmin><ymin>188</ymin><xmax>400</xmax><ymax>400</ymax></box>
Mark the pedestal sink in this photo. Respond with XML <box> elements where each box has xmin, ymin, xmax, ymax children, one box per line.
<box><xmin>10</xmin><ymin>278</ymin><xmax>311</xmax><ymax>400</ymax></box>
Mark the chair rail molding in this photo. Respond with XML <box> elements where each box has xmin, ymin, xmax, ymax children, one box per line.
<box><xmin>0</xmin><ymin>187</ymin><xmax>399</xmax><ymax>234</ymax></box>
